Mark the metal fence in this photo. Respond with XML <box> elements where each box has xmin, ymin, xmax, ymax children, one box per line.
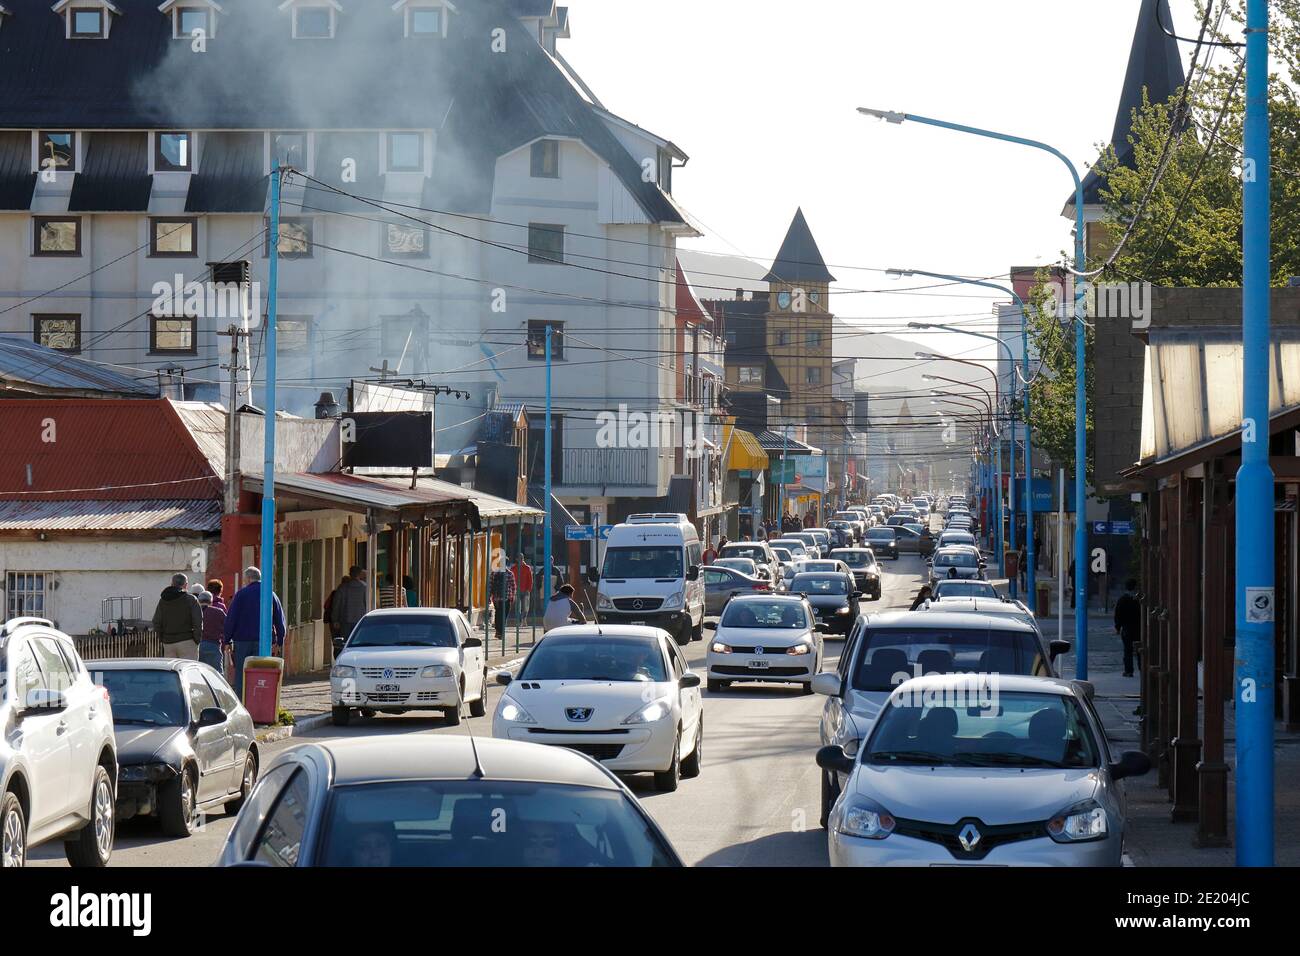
<box><xmin>73</xmin><ymin>629</ymin><xmax>162</xmax><ymax>661</ymax></box>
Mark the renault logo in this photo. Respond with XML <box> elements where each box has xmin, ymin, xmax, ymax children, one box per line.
<box><xmin>957</xmin><ymin>823</ymin><xmax>982</xmax><ymax>852</ymax></box>
<box><xmin>566</xmin><ymin>707</ymin><xmax>594</xmax><ymax>722</ymax></box>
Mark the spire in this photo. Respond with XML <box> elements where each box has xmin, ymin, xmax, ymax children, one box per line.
<box><xmin>1072</xmin><ymin>0</ymin><xmax>1186</xmax><ymax>208</ymax></box>
<box><xmin>762</xmin><ymin>208</ymin><xmax>836</xmax><ymax>284</ymax></box>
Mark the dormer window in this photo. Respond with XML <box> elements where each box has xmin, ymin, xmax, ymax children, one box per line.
<box><xmin>73</xmin><ymin>8</ymin><xmax>103</xmax><ymax>36</ymax></box>
<box><xmin>281</xmin><ymin>0</ymin><xmax>339</xmax><ymax>39</ymax></box>
<box><xmin>55</xmin><ymin>1</ymin><xmax>118</xmax><ymax>39</ymax></box>
<box><xmin>159</xmin><ymin>0</ymin><xmax>221</xmax><ymax>39</ymax></box>
<box><xmin>394</xmin><ymin>0</ymin><xmax>452</xmax><ymax>38</ymax></box>
<box><xmin>154</xmin><ymin>131</ymin><xmax>192</xmax><ymax>172</ymax></box>
<box><xmin>385</xmin><ymin>132</ymin><xmax>424</xmax><ymax>173</ymax></box>
<box><xmin>37</xmin><ymin>131</ymin><xmax>78</xmax><ymax>173</ymax></box>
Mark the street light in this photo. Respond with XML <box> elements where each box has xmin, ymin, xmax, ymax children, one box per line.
<box><xmin>861</xmin><ymin>106</ymin><xmax>1087</xmax><ymax>678</ymax></box>
<box><xmin>928</xmin><ymin>380</ymin><xmax>1002</xmax><ymax>572</ymax></box>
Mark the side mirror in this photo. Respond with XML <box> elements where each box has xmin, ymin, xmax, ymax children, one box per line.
<box><xmin>852</xmin><ymin>592</ymin><xmax>863</xmax><ymax>600</ymax></box>
<box><xmin>814</xmin><ymin>623</ymin><xmax>832</xmax><ymax>634</ymax></box>
<box><xmin>811</xmin><ymin>672</ymin><xmax>842</xmax><ymax>697</ymax></box>
<box><xmin>703</xmin><ymin>621</ymin><xmax>718</xmax><ymax>631</ymax></box>
<box><xmin>463</xmin><ymin>637</ymin><xmax>483</xmax><ymax>649</ymax></box>
<box><xmin>1110</xmin><ymin>750</ymin><xmax>1152</xmax><ymax>781</ymax></box>
<box><xmin>22</xmin><ymin>688</ymin><xmax>67</xmax><ymax>715</ymax></box>
<box><xmin>815</xmin><ymin>745</ymin><xmax>855</xmax><ymax>775</ymax></box>
<box><xmin>679</xmin><ymin>673</ymin><xmax>702</xmax><ymax>689</ymax></box>
<box><xmin>197</xmin><ymin>706</ymin><xmax>227</xmax><ymax>728</ymax></box>
<box><xmin>586</xmin><ymin>567</ymin><xmax>599</xmax><ymax>584</ymax></box>
<box><xmin>1049</xmin><ymin>639</ymin><xmax>1071</xmax><ymax>660</ymax></box>
<box><xmin>686</xmin><ymin>565</ymin><xmax>700</xmax><ymax>581</ymax></box>
<box><xmin>495</xmin><ymin>672</ymin><xmax>513</xmax><ymax>686</ymax></box>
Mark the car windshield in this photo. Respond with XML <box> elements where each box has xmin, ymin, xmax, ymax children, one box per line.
<box><xmin>866</xmin><ymin>529</ymin><xmax>895</xmax><ymax>540</ymax></box>
<box><xmin>720</xmin><ymin>545</ymin><xmax>766</xmax><ymax>562</ymax></box>
<box><xmin>834</xmin><ymin>514</ymin><xmax>859</xmax><ymax>522</ymax></box>
<box><xmin>850</xmin><ymin>627</ymin><xmax>1047</xmax><ymax>691</ymax></box>
<box><xmin>720</xmin><ymin>601</ymin><xmax>808</xmax><ymax>629</ymax></box>
<box><xmin>349</xmin><ymin>615</ymin><xmax>457</xmax><ymax>648</ymax></box>
<box><xmin>800</xmin><ymin>562</ymin><xmax>837</xmax><ymax>572</ymax></box>
<box><xmin>602</xmin><ymin>546</ymin><xmax>682</xmax><ymax>579</ymax></box>
<box><xmin>519</xmin><ymin>635</ymin><xmax>667</xmax><ymax>682</ymax></box>
<box><xmin>934</xmin><ymin>581</ymin><xmax>999</xmax><ymax>599</ymax></box>
<box><xmin>940</xmin><ymin>534</ymin><xmax>975</xmax><ymax>546</ymax></box>
<box><xmin>935</xmin><ymin>551</ymin><xmax>978</xmax><ymax>568</ymax></box>
<box><xmin>791</xmin><ymin>574</ymin><xmax>847</xmax><ymax>594</ymax></box>
<box><xmin>714</xmin><ymin>558</ymin><xmax>756</xmax><ymax>574</ymax></box>
<box><xmin>866</xmin><ymin>692</ymin><xmax>1099</xmax><ymax>769</ymax></box>
<box><xmin>98</xmin><ymin>670</ymin><xmax>186</xmax><ymax>726</ymax></box>
<box><xmin>833</xmin><ymin>551</ymin><xmax>875</xmax><ymax>568</ymax></box>
<box><xmin>771</xmin><ymin>548</ymin><xmax>793</xmax><ymax>562</ymax></box>
<box><xmin>318</xmin><ymin>781</ymin><xmax>678</xmax><ymax>867</ymax></box>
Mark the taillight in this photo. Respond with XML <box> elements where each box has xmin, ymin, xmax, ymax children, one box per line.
<box><xmin>754</xmin><ymin>581</ymin><xmax>770</xmax><ymax>590</ymax></box>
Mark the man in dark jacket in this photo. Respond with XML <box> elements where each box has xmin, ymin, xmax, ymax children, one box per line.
<box><xmin>223</xmin><ymin>566</ymin><xmax>287</xmax><ymax>700</ymax></box>
<box><xmin>151</xmin><ymin>573</ymin><xmax>202</xmax><ymax>659</ymax></box>
<box><xmin>330</xmin><ymin>566</ymin><xmax>370</xmax><ymax>645</ymax></box>
<box><xmin>1114</xmin><ymin>578</ymin><xmax>1142</xmax><ymax>677</ymax></box>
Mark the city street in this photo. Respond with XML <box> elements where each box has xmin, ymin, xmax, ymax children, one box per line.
<box><xmin>32</xmin><ymin>556</ymin><xmax>934</xmax><ymax>869</ymax></box>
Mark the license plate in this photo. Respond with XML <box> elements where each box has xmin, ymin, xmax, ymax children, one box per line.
<box><xmin>747</xmin><ymin>659</ymin><xmax>769</xmax><ymax>669</ymax></box>
<box><xmin>374</xmin><ymin>683</ymin><xmax>401</xmax><ymax>692</ymax></box>
<box><xmin>631</xmin><ymin>621</ymin><xmax>646</xmax><ymax>626</ymax></box>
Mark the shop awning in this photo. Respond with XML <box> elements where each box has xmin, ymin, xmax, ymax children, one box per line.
<box><xmin>723</xmin><ymin>425</ymin><xmax>768</xmax><ymax>471</ymax></box>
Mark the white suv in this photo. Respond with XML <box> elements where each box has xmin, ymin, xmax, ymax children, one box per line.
<box><xmin>1</xmin><ymin>618</ymin><xmax>117</xmax><ymax>868</ymax></box>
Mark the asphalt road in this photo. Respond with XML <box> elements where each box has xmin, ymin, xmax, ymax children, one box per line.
<box><xmin>33</xmin><ymin>546</ymin><xmax>933</xmax><ymax>868</ymax></box>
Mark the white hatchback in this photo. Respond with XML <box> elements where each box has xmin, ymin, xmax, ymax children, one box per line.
<box><xmin>705</xmin><ymin>594</ymin><xmax>827</xmax><ymax>694</ymax></box>
<box><xmin>331</xmin><ymin>608</ymin><xmax>487</xmax><ymax>726</ymax></box>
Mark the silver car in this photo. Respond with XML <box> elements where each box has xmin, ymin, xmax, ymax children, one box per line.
<box><xmin>818</xmin><ymin>674</ymin><xmax>1150</xmax><ymax>866</ymax></box>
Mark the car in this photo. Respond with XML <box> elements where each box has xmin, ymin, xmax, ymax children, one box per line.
<box><xmin>705</xmin><ymin>594</ymin><xmax>828</xmax><ymax>694</ymax></box>
<box><xmin>812</xmin><ymin>609</ymin><xmax>1070</xmax><ymax>827</ymax></box>
<box><xmin>818</xmin><ymin>674</ymin><xmax>1151</xmax><ymax>866</ymax></box>
<box><xmin>493</xmin><ymin>625</ymin><xmax>702</xmax><ymax>791</ymax></box>
<box><xmin>802</xmin><ymin>529</ymin><xmax>834</xmax><ymax>557</ymax></box>
<box><xmin>592</xmin><ymin>515</ymin><xmax>706</xmax><ymax>644</ymax></box>
<box><xmin>330</xmin><ymin>607</ymin><xmax>488</xmax><ymax>727</ymax></box>
<box><xmin>864</xmin><ymin>526</ymin><xmax>898</xmax><ymax>559</ymax></box>
<box><xmin>936</xmin><ymin>530</ymin><xmax>977</xmax><ymax>550</ymax></box>
<box><xmin>789</xmin><ymin>572</ymin><xmax>861</xmax><ymax>636</ymax></box>
<box><xmin>832</xmin><ymin>512</ymin><xmax>867</xmax><ymax>541</ymax></box>
<box><xmin>97</xmin><ymin>659</ymin><xmax>258</xmax><ymax>837</ymax></box>
<box><xmin>915</xmin><ymin>596</ymin><xmax>1047</xmax><ymax>642</ymax></box>
<box><xmin>712</xmin><ymin>556</ymin><xmax>760</xmax><ymax>579</ymax></box>
<box><xmin>929</xmin><ymin>547</ymin><xmax>985</xmax><ymax>587</ymax></box>
<box><xmin>931</xmin><ymin>579</ymin><xmax>1001</xmax><ymax>601</ymax></box>
<box><xmin>885</xmin><ymin>515</ymin><xmax>912</xmax><ymax>528</ymax></box>
<box><xmin>216</xmin><ymin>736</ymin><xmax>684</xmax><ymax>866</ymax></box>
<box><xmin>792</xmin><ymin>559</ymin><xmax>853</xmax><ymax>577</ymax></box>
<box><xmin>829</xmin><ymin>548</ymin><xmax>882</xmax><ymax>600</ymax></box>
<box><xmin>893</xmin><ymin>525</ymin><xmax>933</xmax><ymax>557</ymax></box>
<box><xmin>825</xmin><ymin>521</ymin><xmax>854</xmax><ymax>549</ymax></box>
<box><xmin>717</xmin><ymin>541</ymin><xmax>780</xmax><ymax>585</ymax></box>
<box><xmin>704</xmin><ymin>565</ymin><xmax>771</xmax><ymax>614</ymax></box>
<box><xmin>770</xmin><ymin>546</ymin><xmax>795</xmax><ymax>566</ymax></box>
<box><xmin>0</xmin><ymin>618</ymin><xmax>117</xmax><ymax>868</ymax></box>
<box><xmin>788</xmin><ymin>532</ymin><xmax>825</xmax><ymax>558</ymax></box>
<box><xmin>769</xmin><ymin>538</ymin><xmax>814</xmax><ymax>562</ymax></box>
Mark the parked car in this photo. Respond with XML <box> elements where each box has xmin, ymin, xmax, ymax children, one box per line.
<box><xmin>829</xmin><ymin>548</ymin><xmax>883</xmax><ymax>600</ymax></box>
<box><xmin>818</xmin><ymin>675</ymin><xmax>1150</xmax><ymax>865</ymax></box>
<box><xmin>216</xmin><ymin>736</ymin><xmax>684</xmax><ymax>866</ymax></box>
<box><xmin>789</xmin><ymin>572</ymin><xmax>861</xmax><ymax>636</ymax></box>
<box><xmin>705</xmin><ymin>594</ymin><xmax>828</xmax><ymax>693</ymax></box>
<box><xmin>704</xmin><ymin>565</ymin><xmax>771</xmax><ymax>614</ymax></box>
<box><xmin>864</xmin><ymin>526</ymin><xmax>899</xmax><ymax>559</ymax></box>
<box><xmin>97</xmin><ymin>659</ymin><xmax>258</xmax><ymax>837</ymax></box>
<box><xmin>0</xmin><ymin>618</ymin><xmax>117</xmax><ymax>868</ymax></box>
<box><xmin>494</xmin><ymin>625</ymin><xmax>702</xmax><ymax>791</ymax></box>
<box><xmin>330</xmin><ymin>608</ymin><xmax>488</xmax><ymax>727</ymax></box>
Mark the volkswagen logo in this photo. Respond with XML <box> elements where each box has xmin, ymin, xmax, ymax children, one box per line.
<box><xmin>382</xmin><ymin>668</ymin><xmax>394</xmax><ymax>680</ymax></box>
<box><xmin>754</xmin><ymin>646</ymin><xmax>764</xmax><ymax>655</ymax></box>
<box><xmin>957</xmin><ymin>822</ymin><xmax>982</xmax><ymax>852</ymax></box>
<box><xmin>565</xmin><ymin>707</ymin><xmax>594</xmax><ymax>722</ymax></box>
<box><xmin>632</xmin><ymin>599</ymin><xmax>644</xmax><ymax>610</ymax></box>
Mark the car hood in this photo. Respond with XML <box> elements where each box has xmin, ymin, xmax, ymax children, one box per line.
<box><xmin>339</xmin><ymin>646</ymin><xmax>460</xmax><ymax>668</ymax></box>
<box><xmin>114</xmin><ymin>725</ymin><xmax>188</xmax><ymax>765</ymax></box>
<box><xmin>804</xmin><ymin>594</ymin><xmax>851</xmax><ymax>607</ymax></box>
<box><xmin>934</xmin><ymin>567</ymin><xmax>980</xmax><ymax>578</ymax></box>
<box><xmin>505</xmin><ymin>680</ymin><xmax>675</xmax><ymax>729</ymax></box>
<box><xmin>853</xmin><ymin>764</ymin><xmax>1101</xmax><ymax>824</ymax></box>
<box><xmin>715</xmin><ymin>626</ymin><xmax>813</xmax><ymax>646</ymax></box>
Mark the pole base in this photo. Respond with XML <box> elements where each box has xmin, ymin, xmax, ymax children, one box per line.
<box><xmin>1194</xmin><ymin>760</ymin><xmax>1231</xmax><ymax>847</ymax></box>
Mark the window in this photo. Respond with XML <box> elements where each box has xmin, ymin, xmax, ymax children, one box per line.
<box><xmin>410</xmin><ymin>7</ymin><xmax>442</xmax><ymax>36</ymax></box>
<box><xmin>37</xmin><ymin>131</ymin><xmax>77</xmax><ymax>172</ymax></box>
<box><xmin>11</xmin><ymin>643</ymin><xmax>42</xmax><ymax>710</ymax></box>
<box><xmin>724</xmin><ymin>329</ymin><xmax>738</xmax><ymax>347</ymax></box>
<box><xmin>266</xmin><ymin>217</ymin><xmax>313</xmax><ymax>258</ymax></box>
<box><xmin>277</xmin><ymin>315</ymin><xmax>312</xmax><ymax>353</ymax></box>
<box><xmin>70</xmin><ymin>8</ymin><xmax>104</xmax><ymax>38</ymax></box>
<box><xmin>204</xmin><ymin>671</ymin><xmax>241</xmax><ymax>712</ymax></box>
<box><xmin>527</xmin><ymin>223</ymin><xmax>564</xmax><ymax>264</ymax></box>
<box><xmin>33</xmin><ymin>314</ymin><xmax>81</xmax><ymax>353</ymax></box>
<box><xmin>530</xmin><ymin>140</ymin><xmax>559</xmax><ymax>178</ymax></box>
<box><xmin>380</xmin><ymin>312</ymin><xmax>429</xmax><ymax>368</ymax></box>
<box><xmin>386</xmin><ymin>132</ymin><xmax>424</xmax><ymax>173</ymax></box>
<box><xmin>293</xmin><ymin>6</ymin><xmax>333</xmax><ymax>39</ymax></box>
<box><xmin>150</xmin><ymin>316</ymin><xmax>198</xmax><ymax>354</ymax></box>
<box><xmin>776</xmin><ymin>330</ymin><xmax>790</xmax><ymax>347</ymax></box>
<box><xmin>807</xmin><ymin>330</ymin><xmax>823</xmax><ymax>348</ymax></box>
<box><xmin>176</xmin><ymin>7</ymin><xmax>210</xmax><ymax>39</ymax></box>
<box><xmin>381</xmin><ymin>222</ymin><xmax>428</xmax><ymax>259</ymax></box>
<box><xmin>150</xmin><ymin>217</ymin><xmax>197</xmax><ymax>257</ymax></box>
<box><xmin>6</xmin><ymin>572</ymin><xmax>48</xmax><ymax>618</ymax></box>
<box><xmin>527</xmin><ymin>320</ymin><xmax>564</xmax><ymax>360</ymax></box>
<box><xmin>271</xmin><ymin>132</ymin><xmax>308</xmax><ymax>171</ymax></box>
<box><xmin>33</xmin><ymin>217</ymin><xmax>81</xmax><ymax>256</ymax></box>
<box><xmin>185</xmin><ymin>670</ymin><xmax>218</xmax><ymax>718</ymax></box>
<box><xmin>806</xmin><ymin>367</ymin><xmax>822</xmax><ymax>385</ymax></box>
<box><xmin>737</xmin><ymin>366</ymin><xmax>762</xmax><ymax>384</ymax></box>
<box><xmin>253</xmin><ymin>770</ymin><xmax>310</xmax><ymax>866</ymax></box>
<box><xmin>285</xmin><ymin>542</ymin><xmax>299</xmax><ymax>628</ymax></box>
<box><xmin>154</xmin><ymin>131</ymin><xmax>192</xmax><ymax>172</ymax></box>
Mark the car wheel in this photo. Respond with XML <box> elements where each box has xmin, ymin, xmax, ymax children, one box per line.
<box><xmin>1</xmin><ymin>791</ymin><xmax>26</xmax><ymax>869</ymax></box>
<box><xmin>469</xmin><ymin>670</ymin><xmax>488</xmax><ymax>718</ymax></box>
<box><xmin>706</xmin><ymin>678</ymin><xmax>729</xmax><ymax>693</ymax></box>
<box><xmin>360</xmin><ymin>708</ymin><xmax>377</xmax><ymax>719</ymax></box>
<box><xmin>680</xmin><ymin>717</ymin><xmax>703</xmax><ymax>779</ymax></box>
<box><xmin>653</xmin><ymin>732</ymin><xmax>681</xmax><ymax>792</ymax></box>
<box><xmin>225</xmin><ymin>752</ymin><xmax>258</xmax><ymax>813</ymax></box>
<box><xmin>691</xmin><ymin>619</ymin><xmax>703</xmax><ymax>643</ymax></box>
<box><xmin>332</xmin><ymin>706</ymin><xmax>352</xmax><ymax>727</ymax></box>
<box><xmin>159</xmin><ymin>767</ymin><xmax>198</xmax><ymax>838</ymax></box>
<box><xmin>65</xmin><ymin>764</ymin><xmax>115</xmax><ymax>867</ymax></box>
<box><xmin>800</xmin><ymin>680</ymin><xmax>814</xmax><ymax>696</ymax></box>
<box><xmin>443</xmin><ymin>697</ymin><xmax>462</xmax><ymax>726</ymax></box>
<box><xmin>674</xmin><ymin>627</ymin><xmax>691</xmax><ymax>647</ymax></box>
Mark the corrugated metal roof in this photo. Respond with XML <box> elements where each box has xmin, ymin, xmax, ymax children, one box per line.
<box><xmin>186</xmin><ymin>131</ymin><xmax>267</xmax><ymax>214</ymax></box>
<box><xmin>245</xmin><ymin>471</ymin><xmax>466</xmax><ymax>513</ymax></box>
<box><xmin>757</xmin><ymin>431</ymin><xmax>820</xmax><ymax>454</ymax></box>
<box><xmin>68</xmin><ymin>131</ymin><xmax>152</xmax><ymax>212</ymax></box>
<box><xmin>170</xmin><ymin>401</ymin><xmax>229</xmax><ymax>477</ymax></box>
<box><xmin>0</xmin><ymin>499</ymin><xmax>221</xmax><ymax>534</ymax></box>
<box><xmin>404</xmin><ymin>476</ymin><xmax>543</xmax><ymax>521</ymax></box>
<box><xmin>0</xmin><ymin>130</ymin><xmax>36</xmax><ymax>211</ymax></box>
<box><xmin>303</xmin><ymin>132</ymin><xmax>383</xmax><ymax>216</ymax></box>
<box><xmin>0</xmin><ymin>336</ymin><xmax>158</xmax><ymax>397</ymax></box>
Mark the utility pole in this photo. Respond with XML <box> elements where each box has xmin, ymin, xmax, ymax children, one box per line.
<box><xmin>543</xmin><ymin>325</ymin><xmax>553</xmax><ymax>610</ymax></box>
<box><xmin>258</xmin><ymin>161</ymin><xmax>283</xmax><ymax>659</ymax></box>
<box><xmin>218</xmin><ymin>324</ymin><xmax>250</xmax><ymax>515</ymax></box>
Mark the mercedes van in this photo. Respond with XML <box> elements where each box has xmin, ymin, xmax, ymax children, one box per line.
<box><xmin>588</xmin><ymin>514</ymin><xmax>705</xmax><ymax>645</ymax></box>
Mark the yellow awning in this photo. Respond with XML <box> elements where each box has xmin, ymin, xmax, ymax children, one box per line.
<box><xmin>723</xmin><ymin>424</ymin><xmax>768</xmax><ymax>471</ymax></box>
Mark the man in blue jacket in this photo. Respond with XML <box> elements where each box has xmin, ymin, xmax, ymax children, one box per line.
<box><xmin>223</xmin><ymin>566</ymin><xmax>287</xmax><ymax>700</ymax></box>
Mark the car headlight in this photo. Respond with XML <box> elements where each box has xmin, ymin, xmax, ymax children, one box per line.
<box><xmin>835</xmin><ymin>606</ymin><xmax>851</xmax><ymax>615</ymax></box>
<box><xmin>597</xmin><ymin>592</ymin><xmax>614</xmax><ymax>610</ymax></box>
<box><xmin>1047</xmin><ymin>799</ymin><xmax>1109</xmax><ymax>843</ymax></box>
<box><xmin>835</xmin><ymin>798</ymin><xmax>896</xmax><ymax>840</ymax></box>
<box><xmin>120</xmin><ymin>763</ymin><xmax>177</xmax><ymax>783</ymax></box>
<box><xmin>331</xmin><ymin>665</ymin><xmax>355</xmax><ymax>679</ymax></box>
<box><xmin>498</xmin><ymin>699</ymin><xmax>536</xmax><ymax>724</ymax></box>
<box><xmin>786</xmin><ymin>643</ymin><xmax>810</xmax><ymax>656</ymax></box>
<box><xmin>662</xmin><ymin>591</ymin><xmax>684</xmax><ymax>610</ymax></box>
<box><xmin>711</xmin><ymin>642</ymin><xmax>733</xmax><ymax>654</ymax></box>
<box><xmin>421</xmin><ymin>664</ymin><xmax>453</xmax><ymax>678</ymax></box>
<box><xmin>623</xmin><ymin>697</ymin><xmax>673</xmax><ymax>724</ymax></box>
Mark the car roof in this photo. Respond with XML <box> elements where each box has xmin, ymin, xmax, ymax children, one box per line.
<box><xmin>918</xmin><ymin>598</ymin><xmax>1030</xmax><ymax>618</ymax></box>
<box><xmin>862</xmin><ymin>609</ymin><xmax>1036</xmax><ymax>632</ymax></box>
<box><xmin>309</xmin><ymin>736</ymin><xmax>622</xmax><ymax>790</ymax></box>
<box><xmin>361</xmin><ymin>607</ymin><xmax>457</xmax><ymax>619</ymax></box>
<box><xmin>730</xmin><ymin>592</ymin><xmax>805</xmax><ymax>604</ymax></box>
<box><xmin>540</xmin><ymin>624</ymin><xmax>668</xmax><ymax>641</ymax></box>
<box><xmin>89</xmin><ymin>657</ymin><xmax>200</xmax><ymax>672</ymax></box>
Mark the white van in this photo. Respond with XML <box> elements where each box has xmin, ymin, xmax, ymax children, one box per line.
<box><xmin>588</xmin><ymin>514</ymin><xmax>704</xmax><ymax>645</ymax></box>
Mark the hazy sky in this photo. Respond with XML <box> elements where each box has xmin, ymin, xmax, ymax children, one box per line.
<box><xmin>562</xmin><ymin>0</ymin><xmax>1207</xmax><ymax>365</ymax></box>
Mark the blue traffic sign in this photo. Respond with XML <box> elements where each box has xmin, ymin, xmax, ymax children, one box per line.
<box><xmin>565</xmin><ymin>524</ymin><xmax>613</xmax><ymax>541</ymax></box>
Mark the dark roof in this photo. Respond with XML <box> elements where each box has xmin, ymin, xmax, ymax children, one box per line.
<box><xmin>762</xmin><ymin>208</ymin><xmax>836</xmax><ymax>284</ymax></box>
<box><xmin>0</xmin><ymin>131</ymin><xmax>37</xmax><ymax>211</ymax></box>
<box><xmin>0</xmin><ymin>336</ymin><xmax>158</xmax><ymax>398</ymax></box>
<box><xmin>68</xmin><ymin>132</ymin><xmax>152</xmax><ymax>212</ymax></box>
<box><xmin>1074</xmin><ymin>0</ymin><xmax>1185</xmax><ymax>206</ymax></box>
<box><xmin>0</xmin><ymin>0</ymin><xmax>681</xmax><ymax>225</ymax></box>
<box><xmin>186</xmin><ymin>132</ymin><xmax>267</xmax><ymax>213</ymax></box>
<box><xmin>301</xmin><ymin>131</ymin><xmax>383</xmax><ymax>216</ymax></box>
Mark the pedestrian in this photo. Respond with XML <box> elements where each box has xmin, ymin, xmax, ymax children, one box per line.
<box><xmin>403</xmin><ymin>575</ymin><xmax>418</xmax><ymax>609</ymax></box>
<box><xmin>378</xmin><ymin>574</ymin><xmax>404</xmax><ymax>609</ymax></box>
<box><xmin>1114</xmin><ymin>578</ymin><xmax>1142</xmax><ymax>677</ymax></box>
<box><xmin>702</xmin><ymin>539</ymin><xmax>717</xmax><ymax>566</ymax></box>
<box><xmin>206</xmin><ymin>579</ymin><xmax>227</xmax><ymax>612</ymax></box>
<box><xmin>151</xmin><ymin>572</ymin><xmax>202</xmax><ymax>659</ymax></box>
<box><xmin>543</xmin><ymin>583</ymin><xmax>587</xmax><ymax>632</ymax></box>
<box><xmin>490</xmin><ymin>558</ymin><xmax>516</xmax><ymax>643</ymax></box>
<box><xmin>222</xmin><ymin>566</ymin><xmax>287</xmax><ymax>700</ymax></box>
<box><xmin>324</xmin><ymin>574</ymin><xmax>349</xmax><ymax>657</ymax></box>
<box><xmin>515</xmin><ymin>554</ymin><xmax>533</xmax><ymax>621</ymax></box>
<box><xmin>331</xmin><ymin>566</ymin><xmax>369</xmax><ymax>645</ymax></box>
<box><xmin>909</xmin><ymin>584</ymin><xmax>932</xmax><ymax>611</ymax></box>
<box><xmin>1069</xmin><ymin>559</ymin><xmax>1076</xmax><ymax>610</ymax></box>
<box><xmin>197</xmin><ymin>590</ymin><xmax>227</xmax><ymax>672</ymax></box>
<box><xmin>1017</xmin><ymin>545</ymin><xmax>1027</xmax><ymax>590</ymax></box>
